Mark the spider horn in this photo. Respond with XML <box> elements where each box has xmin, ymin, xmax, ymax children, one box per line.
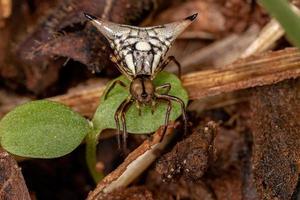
<box><xmin>84</xmin><ymin>12</ymin><xmax>129</xmax><ymax>40</ymax></box>
<box><xmin>84</xmin><ymin>13</ymin><xmax>97</xmax><ymax>21</ymax></box>
<box><xmin>84</xmin><ymin>12</ymin><xmax>198</xmax><ymax>42</ymax></box>
<box><xmin>156</xmin><ymin>13</ymin><xmax>198</xmax><ymax>42</ymax></box>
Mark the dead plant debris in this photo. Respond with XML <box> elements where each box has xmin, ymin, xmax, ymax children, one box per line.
<box><xmin>251</xmin><ymin>79</ymin><xmax>300</xmax><ymax>200</ymax></box>
<box><xmin>95</xmin><ymin>186</ymin><xmax>154</xmax><ymax>200</ymax></box>
<box><xmin>155</xmin><ymin>121</ymin><xmax>217</xmax><ymax>181</ymax></box>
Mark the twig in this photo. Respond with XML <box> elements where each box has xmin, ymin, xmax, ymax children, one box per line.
<box><xmin>50</xmin><ymin>84</ymin><xmax>106</xmax><ymax>117</ymax></box>
<box><xmin>241</xmin><ymin>19</ymin><xmax>284</xmax><ymax>58</ymax></box>
<box><xmin>182</xmin><ymin>47</ymin><xmax>300</xmax><ymax>100</ymax></box>
<box><xmin>87</xmin><ymin>123</ymin><xmax>176</xmax><ymax>199</ymax></box>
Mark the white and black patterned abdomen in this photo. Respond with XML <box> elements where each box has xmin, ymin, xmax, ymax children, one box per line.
<box><xmin>85</xmin><ymin>13</ymin><xmax>197</xmax><ymax>79</ymax></box>
<box><xmin>110</xmin><ymin>28</ymin><xmax>172</xmax><ymax>78</ymax></box>
<box><xmin>114</xmin><ymin>40</ymin><xmax>155</xmax><ymax>76</ymax></box>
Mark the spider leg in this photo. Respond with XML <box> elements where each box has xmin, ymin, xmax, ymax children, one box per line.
<box><xmin>104</xmin><ymin>80</ymin><xmax>127</xmax><ymax>100</ymax></box>
<box><xmin>120</xmin><ymin>99</ymin><xmax>134</xmax><ymax>152</ymax></box>
<box><xmin>155</xmin><ymin>83</ymin><xmax>171</xmax><ymax>95</ymax></box>
<box><xmin>114</xmin><ymin>96</ymin><xmax>132</xmax><ymax>149</ymax></box>
<box><xmin>155</xmin><ymin>95</ymin><xmax>172</xmax><ymax>142</ymax></box>
<box><xmin>152</xmin><ymin>83</ymin><xmax>171</xmax><ymax>115</ymax></box>
<box><xmin>156</xmin><ymin>94</ymin><xmax>188</xmax><ymax>136</ymax></box>
<box><xmin>157</xmin><ymin>56</ymin><xmax>182</xmax><ymax>78</ymax></box>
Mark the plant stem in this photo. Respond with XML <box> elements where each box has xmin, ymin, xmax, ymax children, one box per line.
<box><xmin>86</xmin><ymin>127</ymin><xmax>104</xmax><ymax>183</ymax></box>
<box><xmin>258</xmin><ymin>0</ymin><xmax>300</xmax><ymax>48</ymax></box>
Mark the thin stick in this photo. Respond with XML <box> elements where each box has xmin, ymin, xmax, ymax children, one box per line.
<box><xmin>87</xmin><ymin>123</ymin><xmax>176</xmax><ymax>200</ymax></box>
<box><xmin>1</xmin><ymin>48</ymin><xmax>300</xmax><ymax>118</ymax></box>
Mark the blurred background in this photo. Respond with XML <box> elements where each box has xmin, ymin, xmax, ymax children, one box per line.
<box><xmin>1</xmin><ymin>0</ymin><xmax>300</xmax><ymax>200</ymax></box>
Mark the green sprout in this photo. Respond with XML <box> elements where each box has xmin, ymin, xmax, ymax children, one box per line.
<box><xmin>0</xmin><ymin>72</ymin><xmax>188</xmax><ymax>182</ymax></box>
<box><xmin>259</xmin><ymin>0</ymin><xmax>300</xmax><ymax>48</ymax></box>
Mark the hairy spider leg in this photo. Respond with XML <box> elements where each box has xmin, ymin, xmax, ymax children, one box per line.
<box><xmin>120</xmin><ymin>99</ymin><xmax>134</xmax><ymax>152</ymax></box>
<box><xmin>114</xmin><ymin>96</ymin><xmax>132</xmax><ymax>148</ymax></box>
<box><xmin>151</xmin><ymin>83</ymin><xmax>172</xmax><ymax>115</ymax></box>
<box><xmin>155</xmin><ymin>83</ymin><xmax>171</xmax><ymax>95</ymax></box>
<box><xmin>104</xmin><ymin>80</ymin><xmax>127</xmax><ymax>100</ymax></box>
<box><xmin>155</xmin><ymin>93</ymin><xmax>188</xmax><ymax>140</ymax></box>
<box><xmin>154</xmin><ymin>95</ymin><xmax>172</xmax><ymax>142</ymax></box>
<box><xmin>166</xmin><ymin>94</ymin><xmax>188</xmax><ymax>135</ymax></box>
<box><xmin>154</xmin><ymin>56</ymin><xmax>182</xmax><ymax>79</ymax></box>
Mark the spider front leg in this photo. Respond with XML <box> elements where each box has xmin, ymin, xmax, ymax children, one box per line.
<box><xmin>114</xmin><ymin>96</ymin><xmax>132</xmax><ymax>149</ymax></box>
<box><xmin>104</xmin><ymin>80</ymin><xmax>127</xmax><ymax>100</ymax></box>
<box><xmin>151</xmin><ymin>83</ymin><xmax>171</xmax><ymax>115</ymax></box>
<box><xmin>155</xmin><ymin>93</ymin><xmax>188</xmax><ymax>140</ymax></box>
<box><xmin>155</xmin><ymin>83</ymin><xmax>171</xmax><ymax>95</ymax></box>
<box><xmin>155</xmin><ymin>94</ymin><xmax>172</xmax><ymax>142</ymax></box>
<box><xmin>120</xmin><ymin>99</ymin><xmax>134</xmax><ymax>152</ymax></box>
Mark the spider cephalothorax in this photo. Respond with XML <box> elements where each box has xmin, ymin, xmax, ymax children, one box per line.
<box><xmin>130</xmin><ymin>75</ymin><xmax>155</xmax><ymax>104</ymax></box>
<box><xmin>85</xmin><ymin>13</ymin><xmax>197</xmax><ymax>150</ymax></box>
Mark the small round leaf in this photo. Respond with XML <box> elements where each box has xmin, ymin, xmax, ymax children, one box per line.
<box><xmin>93</xmin><ymin>72</ymin><xmax>188</xmax><ymax>134</ymax></box>
<box><xmin>0</xmin><ymin>100</ymin><xmax>91</xmax><ymax>158</ymax></box>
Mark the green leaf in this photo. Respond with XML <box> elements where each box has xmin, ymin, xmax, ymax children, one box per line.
<box><xmin>0</xmin><ymin>100</ymin><xmax>91</xmax><ymax>158</ymax></box>
<box><xmin>92</xmin><ymin>72</ymin><xmax>188</xmax><ymax>134</ymax></box>
<box><xmin>259</xmin><ymin>0</ymin><xmax>300</xmax><ymax>48</ymax></box>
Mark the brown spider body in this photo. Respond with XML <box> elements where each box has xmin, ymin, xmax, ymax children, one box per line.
<box><xmin>85</xmin><ymin>13</ymin><xmax>197</xmax><ymax>150</ymax></box>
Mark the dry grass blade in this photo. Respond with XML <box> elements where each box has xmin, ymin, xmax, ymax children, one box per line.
<box><xmin>241</xmin><ymin>19</ymin><xmax>284</xmax><ymax>58</ymax></box>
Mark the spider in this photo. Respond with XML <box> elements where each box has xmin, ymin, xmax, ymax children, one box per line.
<box><xmin>85</xmin><ymin>13</ymin><xmax>198</xmax><ymax>150</ymax></box>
